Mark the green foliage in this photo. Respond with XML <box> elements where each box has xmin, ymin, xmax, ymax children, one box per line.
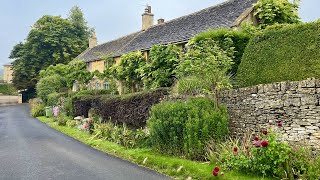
<box><xmin>208</xmin><ymin>129</ymin><xmax>320</xmax><ymax>179</ymax></box>
<box><xmin>139</xmin><ymin>44</ymin><xmax>181</xmax><ymax>89</ymax></box>
<box><xmin>147</xmin><ymin>98</ymin><xmax>229</xmax><ymax>160</ymax></box>
<box><xmin>36</xmin><ymin>74</ymin><xmax>66</xmax><ymax>103</ymax></box>
<box><xmin>176</xmin><ymin>38</ymin><xmax>234</xmax><ymax>103</ymax></box>
<box><xmin>113</xmin><ymin>51</ymin><xmax>146</xmax><ymax>93</ymax></box>
<box><xmin>67</xmin><ymin>59</ymin><xmax>93</xmax><ymax>89</ymax></box>
<box><xmin>10</xmin><ymin>7</ymin><xmax>91</xmax><ymax>91</ymax></box>
<box><xmin>39</xmin><ymin>64</ymin><xmax>68</xmax><ymax>78</ymax></box>
<box><xmin>63</xmin><ymin>96</ymin><xmax>74</xmax><ymax>117</ymax></box>
<box><xmin>174</xmin><ymin>76</ymin><xmax>211</xmax><ymax>96</ymax></box>
<box><xmin>191</xmin><ymin>29</ymin><xmax>251</xmax><ymax>74</ymax></box>
<box><xmin>57</xmin><ymin>112</ymin><xmax>68</xmax><ymax>126</ymax></box>
<box><xmin>254</xmin><ymin>0</ymin><xmax>300</xmax><ymax>28</ymax></box>
<box><xmin>30</xmin><ymin>99</ymin><xmax>45</xmax><ymax>117</ymax></box>
<box><xmin>92</xmin><ymin>122</ymin><xmax>149</xmax><ymax>148</ymax></box>
<box><xmin>0</xmin><ymin>84</ymin><xmax>17</xmax><ymax>95</ymax></box>
<box><xmin>237</xmin><ymin>21</ymin><xmax>320</xmax><ymax>87</ymax></box>
<box><xmin>66</xmin><ymin>120</ymin><xmax>77</xmax><ymax>128</ymax></box>
<box><xmin>47</xmin><ymin>92</ymin><xmax>66</xmax><ymax>107</ymax></box>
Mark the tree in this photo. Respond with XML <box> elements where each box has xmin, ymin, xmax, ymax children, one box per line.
<box><xmin>10</xmin><ymin>7</ymin><xmax>92</xmax><ymax>91</ymax></box>
<box><xmin>113</xmin><ymin>51</ymin><xmax>146</xmax><ymax>93</ymax></box>
<box><xmin>36</xmin><ymin>74</ymin><xmax>66</xmax><ymax>103</ymax></box>
<box><xmin>176</xmin><ymin>38</ymin><xmax>234</xmax><ymax>107</ymax></box>
<box><xmin>139</xmin><ymin>44</ymin><xmax>181</xmax><ymax>89</ymax></box>
<box><xmin>254</xmin><ymin>0</ymin><xmax>300</xmax><ymax>28</ymax></box>
<box><xmin>67</xmin><ymin>60</ymin><xmax>93</xmax><ymax>90</ymax></box>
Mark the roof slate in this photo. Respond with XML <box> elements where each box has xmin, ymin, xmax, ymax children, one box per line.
<box><xmin>77</xmin><ymin>0</ymin><xmax>257</xmax><ymax>62</ymax></box>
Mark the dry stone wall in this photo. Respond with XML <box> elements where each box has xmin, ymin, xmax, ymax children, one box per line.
<box><xmin>220</xmin><ymin>78</ymin><xmax>320</xmax><ymax>149</ymax></box>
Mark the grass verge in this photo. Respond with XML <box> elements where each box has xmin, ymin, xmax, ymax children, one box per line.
<box><xmin>37</xmin><ymin>116</ymin><xmax>271</xmax><ymax>180</ymax></box>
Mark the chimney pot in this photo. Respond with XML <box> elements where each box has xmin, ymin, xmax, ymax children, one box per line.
<box><xmin>158</xmin><ymin>18</ymin><xmax>165</xmax><ymax>24</ymax></box>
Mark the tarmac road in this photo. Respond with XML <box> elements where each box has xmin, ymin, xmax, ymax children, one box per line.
<box><xmin>0</xmin><ymin>104</ymin><xmax>171</xmax><ymax>180</ymax></box>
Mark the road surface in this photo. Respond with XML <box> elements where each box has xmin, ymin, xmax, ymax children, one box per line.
<box><xmin>0</xmin><ymin>104</ymin><xmax>171</xmax><ymax>180</ymax></box>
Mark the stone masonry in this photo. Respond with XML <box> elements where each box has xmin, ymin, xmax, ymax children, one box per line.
<box><xmin>220</xmin><ymin>78</ymin><xmax>320</xmax><ymax>149</ymax></box>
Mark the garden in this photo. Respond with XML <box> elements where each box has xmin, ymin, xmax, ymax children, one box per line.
<box><xmin>30</xmin><ymin>0</ymin><xmax>320</xmax><ymax>179</ymax></box>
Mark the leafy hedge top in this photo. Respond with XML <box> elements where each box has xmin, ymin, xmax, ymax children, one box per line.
<box><xmin>191</xmin><ymin>28</ymin><xmax>251</xmax><ymax>74</ymax></box>
<box><xmin>236</xmin><ymin>22</ymin><xmax>320</xmax><ymax>87</ymax></box>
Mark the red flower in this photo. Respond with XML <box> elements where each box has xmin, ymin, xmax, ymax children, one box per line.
<box><xmin>213</xmin><ymin>171</ymin><xmax>218</xmax><ymax>176</ymax></box>
<box><xmin>214</xmin><ymin>166</ymin><xmax>220</xmax><ymax>172</ymax></box>
<box><xmin>233</xmin><ymin>147</ymin><xmax>238</xmax><ymax>152</ymax></box>
<box><xmin>262</xmin><ymin>130</ymin><xmax>268</xmax><ymax>135</ymax></box>
<box><xmin>254</xmin><ymin>135</ymin><xmax>259</xmax><ymax>141</ymax></box>
<box><xmin>261</xmin><ymin>140</ymin><xmax>268</xmax><ymax>147</ymax></box>
<box><xmin>277</xmin><ymin>122</ymin><xmax>283</xmax><ymax>127</ymax></box>
<box><xmin>253</xmin><ymin>141</ymin><xmax>261</xmax><ymax>147</ymax></box>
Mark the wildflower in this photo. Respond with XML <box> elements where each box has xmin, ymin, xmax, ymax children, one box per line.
<box><xmin>84</xmin><ymin>124</ymin><xmax>89</xmax><ymax>129</ymax></box>
<box><xmin>262</xmin><ymin>130</ymin><xmax>268</xmax><ymax>135</ymax></box>
<box><xmin>212</xmin><ymin>170</ymin><xmax>218</xmax><ymax>176</ymax></box>
<box><xmin>261</xmin><ymin>140</ymin><xmax>268</xmax><ymax>147</ymax></box>
<box><xmin>253</xmin><ymin>141</ymin><xmax>261</xmax><ymax>147</ymax></box>
<box><xmin>233</xmin><ymin>147</ymin><xmax>238</xmax><ymax>152</ymax></box>
<box><xmin>277</xmin><ymin>122</ymin><xmax>283</xmax><ymax>127</ymax></box>
<box><xmin>254</xmin><ymin>135</ymin><xmax>259</xmax><ymax>141</ymax></box>
<box><xmin>214</xmin><ymin>166</ymin><xmax>220</xmax><ymax>172</ymax></box>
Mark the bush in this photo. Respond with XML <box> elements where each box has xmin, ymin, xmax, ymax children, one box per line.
<box><xmin>237</xmin><ymin>22</ymin><xmax>320</xmax><ymax>87</ymax></box>
<box><xmin>29</xmin><ymin>98</ymin><xmax>45</xmax><ymax>117</ymax></box>
<box><xmin>66</xmin><ymin>120</ymin><xmax>77</xmax><ymax>128</ymax></box>
<box><xmin>147</xmin><ymin>98</ymin><xmax>229</xmax><ymax>160</ymax></box>
<box><xmin>36</xmin><ymin>74</ymin><xmax>67</xmax><ymax>103</ymax></box>
<box><xmin>57</xmin><ymin>112</ymin><xmax>68</xmax><ymax>126</ymax></box>
<box><xmin>208</xmin><ymin>125</ymin><xmax>320</xmax><ymax>179</ymax></box>
<box><xmin>92</xmin><ymin>122</ymin><xmax>149</xmax><ymax>148</ymax></box>
<box><xmin>0</xmin><ymin>84</ymin><xmax>17</xmax><ymax>95</ymax></box>
<box><xmin>73</xmin><ymin>88</ymin><xmax>169</xmax><ymax>128</ymax></box>
<box><xmin>47</xmin><ymin>92</ymin><xmax>67</xmax><ymax>106</ymax></box>
<box><xmin>192</xmin><ymin>28</ymin><xmax>251</xmax><ymax>75</ymax></box>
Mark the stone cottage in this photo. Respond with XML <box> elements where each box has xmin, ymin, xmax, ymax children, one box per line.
<box><xmin>76</xmin><ymin>0</ymin><xmax>258</xmax><ymax>93</ymax></box>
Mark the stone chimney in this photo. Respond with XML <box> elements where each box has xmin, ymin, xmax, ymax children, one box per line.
<box><xmin>89</xmin><ymin>32</ymin><xmax>97</xmax><ymax>48</ymax></box>
<box><xmin>157</xmin><ymin>18</ymin><xmax>165</xmax><ymax>25</ymax></box>
<box><xmin>142</xmin><ymin>5</ymin><xmax>154</xmax><ymax>31</ymax></box>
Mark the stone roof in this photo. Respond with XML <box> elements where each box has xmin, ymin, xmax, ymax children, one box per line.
<box><xmin>77</xmin><ymin>0</ymin><xmax>257</xmax><ymax>62</ymax></box>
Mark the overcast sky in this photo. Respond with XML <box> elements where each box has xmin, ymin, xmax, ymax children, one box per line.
<box><xmin>0</xmin><ymin>0</ymin><xmax>319</xmax><ymax>65</ymax></box>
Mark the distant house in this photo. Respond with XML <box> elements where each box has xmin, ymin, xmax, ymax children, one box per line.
<box><xmin>76</xmin><ymin>0</ymin><xmax>258</xmax><ymax>93</ymax></box>
<box><xmin>3</xmin><ymin>64</ymin><xmax>13</xmax><ymax>84</ymax></box>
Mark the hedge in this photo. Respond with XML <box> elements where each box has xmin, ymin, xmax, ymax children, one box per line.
<box><xmin>0</xmin><ymin>84</ymin><xmax>17</xmax><ymax>95</ymax></box>
<box><xmin>72</xmin><ymin>89</ymin><xmax>118</xmax><ymax>99</ymax></box>
<box><xmin>73</xmin><ymin>88</ymin><xmax>169</xmax><ymax>127</ymax></box>
<box><xmin>192</xmin><ymin>28</ymin><xmax>251</xmax><ymax>75</ymax></box>
<box><xmin>236</xmin><ymin>22</ymin><xmax>320</xmax><ymax>87</ymax></box>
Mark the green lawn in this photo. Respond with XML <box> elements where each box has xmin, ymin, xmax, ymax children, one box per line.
<box><xmin>37</xmin><ymin>116</ymin><xmax>271</xmax><ymax>180</ymax></box>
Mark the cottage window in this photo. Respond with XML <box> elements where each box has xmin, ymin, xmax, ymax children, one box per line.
<box><xmin>103</xmin><ymin>82</ymin><xmax>110</xmax><ymax>90</ymax></box>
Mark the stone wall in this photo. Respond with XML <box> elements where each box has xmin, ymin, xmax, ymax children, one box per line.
<box><xmin>220</xmin><ymin>78</ymin><xmax>320</xmax><ymax>149</ymax></box>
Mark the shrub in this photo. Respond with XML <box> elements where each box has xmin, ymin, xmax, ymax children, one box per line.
<box><xmin>57</xmin><ymin>112</ymin><xmax>68</xmax><ymax>126</ymax></box>
<box><xmin>63</xmin><ymin>96</ymin><xmax>74</xmax><ymax>117</ymax></box>
<box><xmin>147</xmin><ymin>98</ymin><xmax>229</xmax><ymax>160</ymax></box>
<box><xmin>0</xmin><ymin>84</ymin><xmax>17</xmax><ymax>95</ymax></box>
<box><xmin>92</xmin><ymin>122</ymin><xmax>149</xmax><ymax>148</ymax></box>
<box><xmin>66</xmin><ymin>120</ymin><xmax>77</xmax><ymax>128</ymax></box>
<box><xmin>237</xmin><ymin>22</ymin><xmax>320</xmax><ymax>87</ymax></box>
<box><xmin>191</xmin><ymin>28</ymin><xmax>251</xmax><ymax>75</ymax></box>
<box><xmin>47</xmin><ymin>92</ymin><xmax>67</xmax><ymax>106</ymax></box>
<box><xmin>73</xmin><ymin>89</ymin><xmax>117</xmax><ymax>99</ymax></box>
<box><xmin>30</xmin><ymin>103</ymin><xmax>45</xmax><ymax>117</ymax></box>
<box><xmin>36</xmin><ymin>74</ymin><xmax>67</xmax><ymax>103</ymax></box>
<box><xmin>73</xmin><ymin>88</ymin><xmax>169</xmax><ymax>127</ymax></box>
<box><xmin>208</xmin><ymin>124</ymin><xmax>320</xmax><ymax>179</ymax></box>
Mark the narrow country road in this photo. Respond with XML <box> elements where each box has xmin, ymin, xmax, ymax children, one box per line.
<box><xmin>0</xmin><ymin>104</ymin><xmax>171</xmax><ymax>180</ymax></box>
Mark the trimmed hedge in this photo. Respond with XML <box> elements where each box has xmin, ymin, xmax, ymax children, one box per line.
<box><xmin>73</xmin><ymin>88</ymin><xmax>169</xmax><ymax>127</ymax></box>
<box><xmin>192</xmin><ymin>28</ymin><xmax>251</xmax><ymax>74</ymax></box>
<box><xmin>0</xmin><ymin>84</ymin><xmax>17</xmax><ymax>95</ymax></box>
<box><xmin>237</xmin><ymin>22</ymin><xmax>320</xmax><ymax>87</ymax></box>
<box><xmin>72</xmin><ymin>89</ymin><xmax>118</xmax><ymax>99</ymax></box>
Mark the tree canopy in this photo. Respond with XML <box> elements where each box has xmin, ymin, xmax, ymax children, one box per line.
<box><xmin>10</xmin><ymin>6</ymin><xmax>91</xmax><ymax>91</ymax></box>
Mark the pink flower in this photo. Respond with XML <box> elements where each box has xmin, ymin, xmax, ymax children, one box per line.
<box><xmin>261</xmin><ymin>140</ymin><xmax>268</xmax><ymax>147</ymax></box>
<box><xmin>88</xmin><ymin>119</ymin><xmax>92</xmax><ymax>124</ymax></box>
<box><xmin>262</xmin><ymin>130</ymin><xmax>268</xmax><ymax>135</ymax></box>
<box><xmin>277</xmin><ymin>122</ymin><xmax>283</xmax><ymax>127</ymax></box>
<box><xmin>253</xmin><ymin>141</ymin><xmax>261</xmax><ymax>147</ymax></box>
<box><xmin>84</xmin><ymin>124</ymin><xmax>89</xmax><ymax>129</ymax></box>
<box><xmin>212</xmin><ymin>170</ymin><xmax>218</xmax><ymax>176</ymax></box>
<box><xmin>214</xmin><ymin>166</ymin><xmax>220</xmax><ymax>172</ymax></box>
<box><xmin>233</xmin><ymin>147</ymin><xmax>238</xmax><ymax>152</ymax></box>
<box><xmin>254</xmin><ymin>135</ymin><xmax>259</xmax><ymax>141</ymax></box>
